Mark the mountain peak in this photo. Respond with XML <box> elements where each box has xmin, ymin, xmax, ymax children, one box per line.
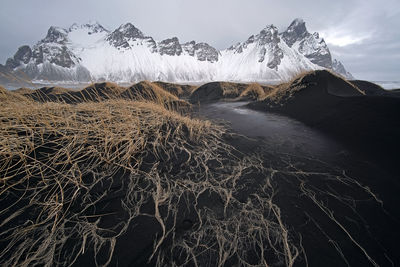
<box><xmin>290</xmin><ymin>18</ymin><xmax>305</xmax><ymax>27</ymax></box>
<box><xmin>280</xmin><ymin>19</ymin><xmax>309</xmax><ymax>48</ymax></box>
<box><xmin>1</xmin><ymin>19</ymin><xmax>352</xmax><ymax>83</ymax></box>
<box><xmin>256</xmin><ymin>25</ymin><xmax>280</xmax><ymax>45</ymax></box>
<box><xmin>158</xmin><ymin>37</ymin><xmax>182</xmax><ymax>56</ymax></box>
<box><xmin>118</xmin><ymin>23</ymin><xmax>143</xmax><ymax>36</ymax></box>
<box><xmin>260</xmin><ymin>25</ymin><xmax>279</xmax><ymax>35</ymax></box>
<box><xmin>106</xmin><ymin>23</ymin><xmax>145</xmax><ymax>48</ymax></box>
<box><xmin>280</xmin><ymin>19</ymin><xmax>333</xmax><ymax>69</ymax></box>
<box><xmin>43</xmin><ymin>26</ymin><xmax>68</xmax><ymax>43</ymax></box>
<box><xmin>286</xmin><ymin>18</ymin><xmax>308</xmax><ymax>36</ymax></box>
<box><xmin>69</xmin><ymin>21</ymin><xmax>108</xmax><ymax>34</ymax></box>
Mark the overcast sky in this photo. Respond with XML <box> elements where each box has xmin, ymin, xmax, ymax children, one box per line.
<box><xmin>0</xmin><ymin>0</ymin><xmax>399</xmax><ymax>81</ymax></box>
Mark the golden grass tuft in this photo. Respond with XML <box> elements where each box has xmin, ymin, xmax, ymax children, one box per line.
<box><xmin>0</xmin><ymin>86</ymin><xmax>30</xmax><ymax>103</ymax></box>
<box><xmin>240</xmin><ymin>83</ymin><xmax>272</xmax><ymax>100</ymax></box>
<box><xmin>125</xmin><ymin>81</ymin><xmax>179</xmax><ymax>101</ymax></box>
<box><xmin>13</xmin><ymin>87</ymin><xmax>34</xmax><ymax>95</ymax></box>
<box><xmin>73</xmin><ymin>82</ymin><xmax>126</xmax><ymax>102</ymax></box>
<box><xmin>152</xmin><ymin>81</ymin><xmax>197</xmax><ymax>97</ymax></box>
<box><xmin>0</xmin><ymin>97</ymin><xmax>299</xmax><ymax>266</ymax></box>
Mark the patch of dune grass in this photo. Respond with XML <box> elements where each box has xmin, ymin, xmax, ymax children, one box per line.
<box><xmin>0</xmin><ymin>86</ymin><xmax>30</xmax><ymax>102</ymax></box>
<box><xmin>152</xmin><ymin>81</ymin><xmax>197</xmax><ymax>97</ymax></box>
<box><xmin>240</xmin><ymin>83</ymin><xmax>272</xmax><ymax>100</ymax></box>
<box><xmin>0</xmin><ymin>96</ymin><xmax>299</xmax><ymax>266</ymax></box>
<box><xmin>263</xmin><ymin>70</ymin><xmax>364</xmax><ymax>105</ymax></box>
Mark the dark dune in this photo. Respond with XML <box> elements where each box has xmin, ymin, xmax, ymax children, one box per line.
<box><xmin>26</xmin><ymin>86</ymin><xmax>74</xmax><ymax>102</ymax></box>
<box><xmin>121</xmin><ymin>80</ymin><xmax>178</xmax><ymax>101</ymax></box>
<box><xmin>248</xmin><ymin>70</ymin><xmax>400</xmax><ymax>172</ymax></box>
<box><xmin>190</xmin><ymin>81</ymin><xmax>248</xmax><ymax>103</ymax></box>
<box><xmin>121</xmin><ymin>81</ymin><xmax>191</xmax><ymax>110</ymax></box>
<box><xmin>75</xmin><ymin>82</ymin><xmax>126</xmax><ymax>102</ymax></box>
<box><xmin>389</xmin><ymin>88</ymin><xmax>400</xmax><ymax>97</ymax></box>
<box><xmin>152</xmin><ymin>81</ymin><xmax>197</xmax><ymax>97</ymax></box>
<box><xmin>189</xmin><ymin>81</ymin><xmax>272</xmax><ymax>103</ymax></box>
<box><xmin>10</xmin><ymin>81</ymin><xmax>185</xmax><ymax>106</ymax></box>
<box><xmin>2</xmin><ymin>76</ymin><xmax>400</xmax><ymax>266</ymax></box>
<box><xmin>195</xmin><ymin>101</ymin><xmax>400</xmax><ymax>267</ymax></box>
<box><xmin>349</xmin><ymin>79</ymin><xmax>390</xmax><ymax>96</ymax></box>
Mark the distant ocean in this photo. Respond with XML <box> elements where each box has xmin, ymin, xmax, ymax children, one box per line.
<box><xmin>373</xmin><ymin>81</ymin><xmax>400</xmax><ymax>90</ymax></box>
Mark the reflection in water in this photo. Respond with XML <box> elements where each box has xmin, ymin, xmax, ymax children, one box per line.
<box><xmin>196</xmin><ymin>101</ymin><xmax>347</xmax><ymax>162</ymax></box>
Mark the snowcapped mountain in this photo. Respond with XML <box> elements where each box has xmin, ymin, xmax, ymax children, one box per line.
<box><xmin>280</xmin><ymin>19</ymin><xmax>353</xmax><ymax>79</ymax></box>
<box><xmin>1</xmin><ymin>19</ymin><xmax>353</xmax><ymax>84</ymax></box>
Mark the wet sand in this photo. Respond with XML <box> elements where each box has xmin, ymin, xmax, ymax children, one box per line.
<box><xmin>195</xmin><ymin>101</ymin><xmax>400</xmax><ymax>267</ymax></box>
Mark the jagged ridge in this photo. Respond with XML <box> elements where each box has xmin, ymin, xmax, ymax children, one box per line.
<box><xmin>1</xmin><ymin>19</ymin><xmax>353</xmax><ymax>84</ymax></box>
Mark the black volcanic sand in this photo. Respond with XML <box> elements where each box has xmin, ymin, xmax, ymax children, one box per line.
<box><xmin>249</xmin><ymin>70</ymin><xmax>400</xmax><ymax>174</ymax></box>
<box><xmin>2</xmin><ymin>74</ymin><xmax>400</xmax><ymax>266</ymax></box>
<box><xmin>349</xmin><ymin>80</ymin><xmax>389</xmax><ymax>96</ymax></box>
<box><xmin>194</xmin><ymin>101</ymin><xmax>400</xmax><ymax>267</ymax></box>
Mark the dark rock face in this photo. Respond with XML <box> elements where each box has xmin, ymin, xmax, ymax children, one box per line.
<box><xmin>6</xmin><ymin>25</ymin><xmax>78</xmax><ymax>71</ymax></box>
<box><xmin>144</xmin><ymin>37</ymin><xmax>157</xmax><ymax>52</ymax></box>
<box><xmin>257</xmin><ymin>26</ymin><xmax>283</xmax><ymax>69</ymax></box>
<box><xmin>43</xmin><ymin>26</ymin><xmax>68</xmax><ymax>44</ymax></box>
<box><xmin>32</xmin><ymin>46</ymin><xmax>44</xmax><ymax>65</ymax></box>
<box><xmin>182</xmin><ymin>41</ymin><xmax>196</xmax><ymax>56</ymax></box>
<box><xmin>30</xmin><ymin>43</ymin><xmax>77</xmax><ymax>69</ymax></box>
<box><xmin>69</xmin><ymin>22</ymin><xmax>108</xmax><ymax>34</ymax></box>
<box><xmin>281</xmin><ymin>19</ymin><xmax>332</xmax><ymax>69</ymax></box>
<box><xmin>332</xmin><ymin>59</ymin><xmax>353</xmax><ymax>79</ymax></box>
<box><xmin>257</xmin><ymin>25</ymin><xmax>281</xmax><ymax>46</ymax></box>
<box><xmin>194</xmin><ymin>43</ymin><xmax>219</xmax><ymax>62</ymax></box>
<box><xmin>107</xmin><ymin>23</ymin><xmax>145</xmax><ymax>49</ymax></box>
<box><xmin>158</xmin><ymin>37</ymin><xmax>183</xmax><ymax>56</ymax></box>
<box><xmin>280</xmin><ymin>19</ymin><xmax>308</xmax><ymax>47</ymax></box>
<box><xmin>232</xmin><ymin>25</ymin><xmax>283</xmax><ymax>70</ymax></box>
<box><xmin>299</xmin><ymin>33</ymin><xmax>332</xmax><ymax>68</ymax></box>
<box><xmin>47</xmin><ymin>46</ymin><xmax>75</xmax><ymax>68</ymax></box>
<box><xmin>5</xmin><ymin>46</ymin><xmax>32</xmax><ymax>69</ymax></box>
<box><xmin>182</xmin><ymin>41</ymin><xmax>219</xmax><ymax>62</ymax></box>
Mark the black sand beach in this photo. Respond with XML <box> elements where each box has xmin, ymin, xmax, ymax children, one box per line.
<box><xmin>1</xmin><ymin>72</ymin><xmax>400</xmax><ymax>266</ymax></box>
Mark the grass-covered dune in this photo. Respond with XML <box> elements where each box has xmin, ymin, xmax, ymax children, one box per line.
<box><xmin>12</xmin><ymin>81</ymin><xmax>187</xmax><ymax>105</ymax></box>
<box><xmin>249</xmin><ymin>70</ymin><xmax>400</xmax><ymax>171</ymax></box>
<box><xmin>189</xmin><ymin>81</ymin><xmax>273</xmax><ymax>103</ymax></box>
<box><xmin>0</xmin><ymin>85</ymin><xmax>299</xmax><ymax>266</ymax></box>
<box><xmin>152</xmin><ymin>81</ymin><xmax>197</xmax><ymax>98</ymax></box>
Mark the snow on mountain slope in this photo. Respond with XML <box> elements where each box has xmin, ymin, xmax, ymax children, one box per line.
<box><xmin>2</xmin><ymin>19</ymin><xmax>353</xmax><ymax>83</ymax></box>
<box><xmin>218</xmin><ymin>25</ymin><xmax>320</xmax><ymax>82</ymax></box>
<box><xmin>281</xmin><ymin>19</ymin><xmax>332</xmax><ymax>68</ymax></box>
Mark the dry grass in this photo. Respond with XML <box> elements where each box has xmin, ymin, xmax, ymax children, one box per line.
<box><xmin>123</xmin><ymin>81</ymin><xmax>179</xmax><ymax>102</ymax></box>
<box><xmin>13</xmin><ymin>81</ymin><xmax>188</xmax><ymax>112</ymax></box>
<box><xmin>0</xmin><ymin>96</ymin><xmax>299</xmax><ymax>266</ymax></box>
<box><xmin>0</xmin><ymin>86</ymin><xmax>30</xmax><ymax>103</ymax></box>
<box><xmin>76</xmin><ymin>82</ymin><xmax>126</xmax><ymax>102</ymax></box>
<box><xmin>13</xmin><ymin>87</ymin><xmax>35</xmax><ymax>95</ymax></box>
<box><xmin>240</xmin><ymin>83</ymin><xmax>272</xmax><ymax>100</ymax></box>
<box><xmin>152</xmin><ymin>81</ymin><xmax>197</xmax><ymax>97</ymax></box>
<box><xmin>263</xmin><ymin>70</ymin><xmax>315</xmax><ymax>104</ymax></box>
<box><xmin>263</xmin><ymin>70</ymin><xmax>364</xmax><ymax>104</ymax></box>
<box><xmin>218</xmin><ymin>82</ymin><xmax>247</xmax><ymax>98</ymax></box>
